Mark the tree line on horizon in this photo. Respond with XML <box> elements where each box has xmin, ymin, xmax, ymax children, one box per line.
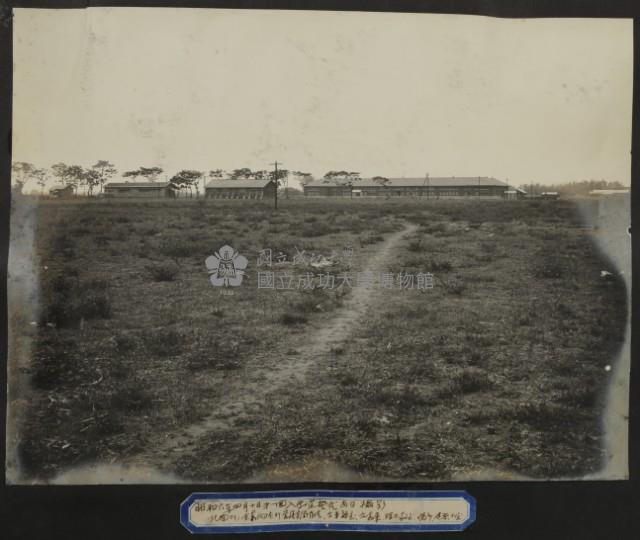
<box><xmin>10</xmin><ymin>162</ymin><xmax>379</xmax><ymax>198</ymax></box>
<box><xmin>11</xmin><ymin>161</ymin><xmax>627</xmax><ymax>198</ymax></box>
<box><xmin>517</xmin><ymin>179</ymin><xmax>629</xmax><ymax>196</ymax></box>
<box><xmin>10</xmin><ymin>162</ymin><xmax>319</xmax><ymax>198</ymax></box>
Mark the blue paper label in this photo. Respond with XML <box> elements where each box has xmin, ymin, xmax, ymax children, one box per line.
<box><xmin>180</xmin><ymin>490</ymin><xmax>476</xmax><ymax>534</ymax></box>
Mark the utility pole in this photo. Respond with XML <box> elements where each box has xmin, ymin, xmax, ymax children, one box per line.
<box><xmin>271</xmin><ymin>161</ymin><xmax>281</xmax><ymax>210</ymax></box>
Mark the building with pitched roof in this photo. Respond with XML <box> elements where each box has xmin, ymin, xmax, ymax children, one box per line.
<box><xmin>303</xmin><ymin>177</ymin><xmax>525</xmax><ymax>198</ymax></box>
<box><xmin>104</xmin><ymin>181</ymin><xmax>176</xmax><ymax>198</ymax></box>
<box><xmin>205</xmin><ymin>179</ymin><xmax>276</xmax><ymax>199</ymax></box>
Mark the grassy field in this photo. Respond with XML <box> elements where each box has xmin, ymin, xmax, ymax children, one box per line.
<box><xmin>10</xmin><ymin>197</ymin><xmax>627</xmax><ymax>481</ymax></box>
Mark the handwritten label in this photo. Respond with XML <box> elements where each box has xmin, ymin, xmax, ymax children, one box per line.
<box><xmin>180</xmin><ymin>490</ymin><xmax>476</xmax><ymax>533</ymax></box>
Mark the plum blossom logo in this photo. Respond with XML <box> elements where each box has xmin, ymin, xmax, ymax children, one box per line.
<box><xmin>205</xmin><ymin>245</ymin><xmax>248</xmax><ymax>287</ymax></box>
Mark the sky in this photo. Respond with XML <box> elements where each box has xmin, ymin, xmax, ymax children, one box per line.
<box><xmin>12</xmin><ymin>8</ymin><xmax>633</xmax><ymax>190</ymax></box>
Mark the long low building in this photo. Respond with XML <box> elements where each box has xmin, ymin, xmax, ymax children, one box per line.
<box><xmin>303</xmin><ymin>177</ymin><xmax>525</xmax><ymax>198</ymax></box>
<box><xmin>104</xmin><ymin>181</ymin><xmax>176</xmax><ymax>198</ymax></box>
<box><xmin>205</xmin><ymin>179</ymin><xmax>276</xmax><ymax>199</ymax></box>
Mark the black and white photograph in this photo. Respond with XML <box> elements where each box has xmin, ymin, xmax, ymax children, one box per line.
<box><xmin>6</xmin><ymin>7</ymin><xmax>632</xmax><ymax>485</ymax></box>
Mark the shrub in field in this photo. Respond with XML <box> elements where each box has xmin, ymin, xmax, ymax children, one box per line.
<box><xmin>80</xmin><ymin>289</ymin><xmax>112</xmax><ymax>319</ymax></box>
<box><xmin>349</xmin><ymin>411</ymin><xmax>378</xmax><ymax>436</ymax></box>
<box><xmin>533</xmin><ymin>255</ymin><xmax>567</xmax><ymax>279</ymax></box>
<box><xmin>158</xmin><ymin>238</ymin><xmax>200</xmax><ymax>260</ymax></box>
<box><xmin>185</xmin><ymin>353</ymin><xmax>208</xmax><ymax>371</ymax></box>
<box><xmin>269</xmin><ymin>215</ymin><xmax>289</xmax><ymax>226</ymax></box>
<box><xmin>551</xmin><ymin>360</ymin><xmax>576</xmax><ymax>377</ymax></box>
<box><xmin>138</xmin><ymin>225</ymin><xmax>160</xmax><ymax>236</ymax></box>
<box><xmin>467</xmin><ymin>350</ymin><xmax>486</xmax><ymax>366</ymax></box>
<box><xmin>31</xmin><ymin>338</ymin><xmax>79</xmax><ymax>390</ymax></box>
<box><xmin>95</xmin><ymin>234</ymin><xmax>111</xmax><ymax>247</ymax></box>
<box><xmin>287</xmin><ymin>288</ymin><xmax>334</xmax><ymax>315</ymax></box>
<box><xmin>373</xmin><ymin>383</ymin><xmax>435</xmax><ymax>410</ymax></box>
<box><xmin>143</xmin><ymin>328</ymin><xmax>186</xmax><ymax>357</ymax></box>
<box><xmin>396</xmin><ymin>255</ymin><xmax>424</xmax><ymax>274</ymax></box>
<box><xmin>337</xmin><ymin>372</ymin><xmax>358</xmax><ymax>386</ymax></box>
<box><xmin>467</xmin><ymin>333</ymin><xmax>495</xmax><ymax>348</ymax></box>
<box><xmin>480</xmin><ymin>241</ymin><xmax>498</xmax><ymax>254</ymax></box>
<box><xmin>407</xmin><ymin>236</ymin><xmax>424</xmax><ymax>252</ymax></box>
<box><xmin>334</xmin><ymin>215</ymin><xmax>368</xmax><ymax>234</ymax></box>
<box><xmin>529</xmin><ymin>228</ymin><xmax>561</xmax><ymax>241</ymax></box>
<box><xmin>92</xmin><ymin>415</ymin><xmax>126</xmax><ymax>437</ymax></box>
<box><xmin>84</xmin><ymin>278</ymin><xmax>109</xmax><ymax>290</ymax></box>
<box><xmin>463</xmin><ymin>410</ymin><xmax>494</xmax><ymax>426</ymax></box>
<box><xmin>41</xmin><ymin>293</ymin><xmax>78</xmax><ymax>327</ymax></box>
<box><xmin>147</xmin><ymin>262</ymin><xmax>179</xmax><ymax>282</ymax></box>
<box><xmin>464</xmin><ymin>273</ymin><xmax>496</xmax><ymax>284</ymax></box>
<box><xmin>359</xmin><ymin>234</ymin><xmax>384</xmax><ymax>246</ymax></box>
<box><xmin>77</xmin><ymin>214</ymin><xmax>97</xmax><ymax>225</ymax></box>
<box><xmin>421</xmin><ymin>222</ymin><xmax>447</xmax><ymax>235</ymax></box>
<box><xmin>52</xmin><ymin>234</ymin><xmax>77</xmax><ymax>259</ymax></box>
<box><xmin>184</xmin><ymin>330</ymin><xmax>252</xmax><ymax>370</ymax></box>
<box><xmin>41</xmin><ymin>275</ymin><xmax>112</xmax><ymax>327</ymax></box>
<box><xmin>70</xmin><ymin>226</ymin><xmax>91</xmax><ymax>237</ymax></box>
<box><xmin>555</xmin><ymin>301</ymin><xmax>577</xmax><ymax>319</ymax></box>
<box><xmin>516</xmin><ymin>311</ymin><xmax>533</xmax><ymax>326</ymax></box>
<box><xmin>557</xmin><ymin>386</ymin><xmax>599</xmax><ymax>409</ymax></box>
<box><xmin>378</xmin><ymin>221</ymin><xmax>401</xmax><ymax>234</ymax></box>
<box><xmin>78</xmin><ymin>279</ymin><xmax>112</xmax><ymax>318</ymax></box>
<box><xmin>109</xmin><ymin>384</ymin><xmax>154</xmax><ymax>413</ymax></box>
<box><xmin>474</xmin><ymin>253</ymin><xmax>494</xmax><ymax>263</ymax></box>
<box><xmin>301</xmin><ymin>222</ymin><xmax>335</xmax><ymax>237</ymax></box>
<box><xmin>449</xmin><ymin>369</ymin><xmax>493</xmax><ymax>394</ymax></box>
<box><xmin>52</xmin><ymin>233</ymin><xmax>73</xmax><ymax>252</ymax></box>
<box><xmin>113</xmin><ymin>227</ymin><xmax>129</xmax><ymax>241</ymax></box>
<box><xmin>187</xmin><ymin>352</ymin><xmax>242</xmax><ymax>371</ymax></box>
<box><xmin>428</xmin><ymin>259</ymin><xmax>453</xmax><ymax>272</ymax></box>
<box><xmin>511</xmin><ymin>400</ymin><xmax>573</xmax><ymax>429</ymax></box>
<box><xmin>114</xmin><ymin>333</ymin><xmax>137</xmax><ymax>354</ymax></box>
<box><xmin>443</xmin><ymin>275</ymin><xmax>466</xmax><ymax>295</ymax></box>
<box><xmin>405</xmin><ymin>354</ymin><xmax>439</xmax><ymax>379</ymax></box>
<box><xmin>280</xmin><ymin>312</ymin><xmax>308</xmax><ymax>325</ymax></box>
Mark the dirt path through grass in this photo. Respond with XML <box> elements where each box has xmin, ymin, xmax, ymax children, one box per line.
<box><xmin>130</xmin><ymin>223</ymin><xmax>418</xmax><ymax>473</ymax></box>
